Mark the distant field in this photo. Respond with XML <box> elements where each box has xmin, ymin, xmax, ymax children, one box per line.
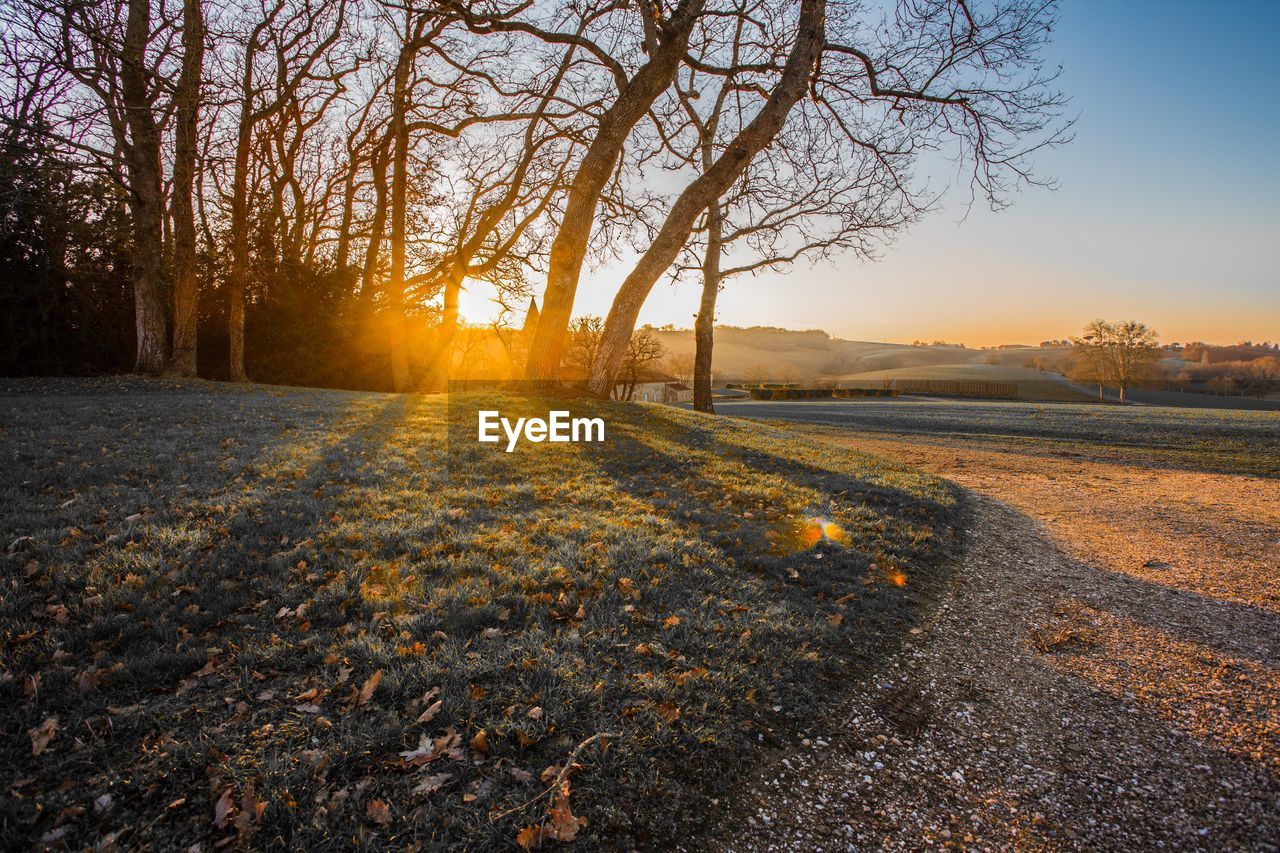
<box><xmin>838</xmin><ymin>363</ymin><xmax>1095</xmax><ymax>402</ymax></box>
<box><xmin>651</xmin><ymin>328</ymin><xmax>1030</xmax><ymax>379</ymax></box>
<box><xmin>717</xmin><ymin>398</ymin><xmax>1280</xmax><ymax>477</ymax></box>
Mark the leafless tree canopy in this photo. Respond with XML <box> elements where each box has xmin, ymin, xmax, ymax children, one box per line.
<box><xmin>0</xmin><ymin>0</ymin><xmax>1067</xmax><ymax>389</ymax></box>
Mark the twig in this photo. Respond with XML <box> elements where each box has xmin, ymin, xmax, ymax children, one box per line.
<box><xmin>491</xmin><ymin>731</ymin><xmax>618</xmax><ymax>821</ymax></box>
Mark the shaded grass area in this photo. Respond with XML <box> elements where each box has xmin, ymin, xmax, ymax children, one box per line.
<box><xmin>717</xmin><ymin>399</ymin><xmax>1280</xmax><ymax>478</ymax></box>
<box><xmin>0</xmin><ymin>378</ymin><xmax>959</xmax><ymax>849</ymax></box>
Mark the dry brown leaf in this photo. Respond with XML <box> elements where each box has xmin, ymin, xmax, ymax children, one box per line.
<box><xmin>654</xmin><ymin>702</ymin><xmax>681</xmax><ymax>724</ymax></box>
<box><xmin>516</xmin><ymin>824</ymin><xmax>552</xmax><ymax>850</ymax></box>
<box><xmin>672</xmin><ymin>667</ymin><xmax>709</xmax><ymax>686</ymax></box>
<box><xmin>75</xmin><ymin>667</ymin><xmax>100</xmax><ymax>692</ymax></box>
<box><xmin>547</xmin><ymin>781</ymin><xmax>587</xmax><ymax>842</ymax></box>
<box><xmin>213</xmin><ymin>788</ymin><xmax>235</xmax><ymax>829</ymax></box>
<box><xmin>358</xmin><ymin>669</ymin><xmax>383</xmax><ymax>706</ymax></box>
<box><xmin>29</xmin><ymin>717</ymin><xmax>57</xmax><ymax>755</ymax></box>
<box><xmin>416</xmin><ymin>699</ymin><xmax>443</xmax><ymax>724</ymax></box>
<box><xmin>366</xmin><ymin>798</ymin><xmax>392</xmax><ymax>826</ymax></box>
<box><xmin>234</xmin><ymin>784</ymin><xmax>266</xmax><ymax>837</ymax></box>
<box><xmin>526</xmin><ymin>706</ymin><xmax>544</xmax><ymax>721</ymax></box>
<box><xmin>469</xmin><ymin>729</ymin><xmax>491</xmax><ymax>757</ymax></box>
<box><xmin>412</xmin><ymin>772</ymin><xmax>453</xmax><ymax>796</ymax></box>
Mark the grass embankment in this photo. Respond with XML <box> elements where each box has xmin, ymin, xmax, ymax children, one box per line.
<box><xmin>0</xmin><ymin>378</ymin><xmax>959</xmax><ymax>849</ymax></box>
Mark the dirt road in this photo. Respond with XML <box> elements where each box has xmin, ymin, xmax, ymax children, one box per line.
<box><xmin>714</xmin><ymin>433</ymin><xmax>1280</xmax><ymax>850</ymax></box>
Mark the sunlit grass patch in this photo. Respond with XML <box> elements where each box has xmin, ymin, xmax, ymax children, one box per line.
<box><xmin>0</xmin><ymin>379</ymin><xmax>959</xmax><ymax>848</ymax></box>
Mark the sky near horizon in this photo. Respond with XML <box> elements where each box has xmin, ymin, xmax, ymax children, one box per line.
<box><xmin>459</xmin><ymin>0</ymin><xmax>1280</xmax><ymax>348</ymax></box>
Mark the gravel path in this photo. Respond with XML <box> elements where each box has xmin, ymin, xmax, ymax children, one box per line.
<box><xmin>712</xmin><ymin>435</ymin><xmax>1280</xmax><ymax>851</ymax></box>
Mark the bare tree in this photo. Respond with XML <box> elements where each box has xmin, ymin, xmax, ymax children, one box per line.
<box><xmin>430</xmin><ymin>0</ymin><xmax>712</xmax><ymax>380</ymax></box>
<box><xmin>168</xmin><ymin>0</ymin><xmax>205</xmax><ymax>376</ymax></box>
<box><xmin>223</xmin><ymin>0</ymin><xmax>348</xmax><ymax>382</ymax></box>
<box><xmin>10</xmin><ymin>0</ymin><xmax>180</xmax><ymax>372</ymax></box>
<box><xmin>615</xmin><ymin>326</ymin><xmax>666</xmax><ymax>401</ymax></box>
<box><xmin>563</xmin><ymin>315</ymin><xmax>605</xmax><ymax>378</ymax></box>
<box><xmin>586</xmin><ymin>0</ymin><xmax>828</xmax><ymax>397</ymax></box>
<box><xmin>666</xmin><ymin>352</ymin><xmax>695</xmax><ymax>388</ymax></box>
<box><xmin>1071</xmin><ymin>319</ymin><xmax>1160</xmax><ymax>403</ymax></box>
<box><xmin>584</xmin><ymin>0</ymin><xmax>1067</xmax><ymax>398</ymax></box>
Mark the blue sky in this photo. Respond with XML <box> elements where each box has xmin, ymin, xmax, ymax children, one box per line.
<box><xmin>461</xmin><ymin>0</ymin><xmax>1280</xmax><ymax>346</ymax></box>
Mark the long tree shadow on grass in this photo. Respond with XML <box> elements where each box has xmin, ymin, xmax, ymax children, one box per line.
<box><xmin>2</xmin><ymin>386</ymin><xmax>961</xmax><ymax>850</ymax></box>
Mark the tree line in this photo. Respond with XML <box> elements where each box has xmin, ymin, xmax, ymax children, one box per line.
<box><xmin>1</xmin><ymin>0</ymin><xmax>1067</xmax><ymax>408</ymax></box>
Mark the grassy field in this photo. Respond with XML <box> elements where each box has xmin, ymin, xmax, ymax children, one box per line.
<box><xmin>0</xmin><ymin>378</ymin><xmax>959</xmax><ymax>849</ymax></box>
<box><xmin>837</xmin><ymin>363</ymin><xmax>1095</xmax><ymax>402</ymax></box>
<box><xmin>717</xmin><ymin>398</ymin><xmax>1280</xmax><ymax>478</ymax></box>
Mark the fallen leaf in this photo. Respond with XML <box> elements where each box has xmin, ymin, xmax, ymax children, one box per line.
<box><xmin>213</xmin><ymin>788</ymin><xmax>235</xmax><ymax>829</ymax></box>
<box><xmin>672</xmin><ymin>667</ymin><xmax>709</xmax><ymax>686</ymax></box>
<box><xmin>411</xmin><ymin>773</ymin><xmax>453</xmax><ymax>796</ymax></box>
<box><xmin>416</xmin><ymin>699</ymin><xmax>443</xmax><ymax>724</ymax></box>
<box><xmin>654</xmin><ymin>702</ymin><xmax>681</xmax><ymax>724</ymax></box>
<box><xmin>399</xmin><ymin>734</ymin><xmax>435</xmax><ymax>765</ymax></box>
<box><xmin>358</xmin><ymin>670</ymin><xmax>383</xmax><ymax>706</ymax></box>
<box><xmin>76</xmin><ymin>667</ymin><xmax>100</xmax><ymax>692</ymax></box>
<box><xmin>547</xmin><ymin>780</ymin><xmax>586</xmax><ymax>842</ymax></box>
<box><xmin>516</xmin><ymin>825</ymin><xmax>551</xmax><ymax>850</ymax></box>
<box><xmin>29</xmin><ymin>717</ymin><xmax>57</xmax><ymax>755</ymax></box>
<box><xmin>235</xmin><ymin>784</ymin><xmax>266</xmax><ymax>837</ymax></box>
<box><xmin>469</xmin><ymin>729</ymin><xmax>491</xmax><ymax>756</ymax></box>
<box><xmin>526</xmin><ymin>706</ymin><xmax>544</xmax><ymax>721</ymax></box>
<box><xmin>366</xmin><ymin>798</ymin><xmax>392</xmax><ymax>826</ymax></box>
<box><xmin>663</xmin><ymin>615</ymin><xmax>680</xmax><ymax>629</ymax></box>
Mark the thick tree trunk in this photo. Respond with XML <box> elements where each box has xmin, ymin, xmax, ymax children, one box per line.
<box><xmin>226</xmin><ymin>42</ymin><xmax>256</xmax><ymax>383</ymax></box>
<box><xmin>586</xmin><ymin>0</ymin><xmax>825</xmax><ymax>396</ymax></box>
<box><xmin>523</xmin><ymin>0</ymin><xmax>705</xmax><ymax>380</ymax></box>
<box><xmin>693</xmin><ymin>203</ymin><xmax>723</xmax><ymax>413</ymax></box>
<box><xmin>384</xmin><ymin>33</ymin><xmax>415</xmax><ymax>393</ymax></box>
<box><xmin>122</xmin><ymin>0</ymin><xmax>169</xmax><ymax>374</ymax></box>
<box><xmin>168</xmin><ymin>0</ymin><xmax>204</xmax><ymax>377</ymax></box>
<box><xmin>422</xmin><ymin>265</ymin><xmax>463</xmax><ymax>393</ymax></box>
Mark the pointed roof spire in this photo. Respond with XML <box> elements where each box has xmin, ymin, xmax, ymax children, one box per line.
<box><xmin>522</xmin><ymin>297</ymin><xmax>540</xmax><ymax>334</ymax></box>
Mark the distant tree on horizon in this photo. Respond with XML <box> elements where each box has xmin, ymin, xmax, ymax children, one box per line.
<box><xmin>1070</xmin><ymin>320</ymin><xmax>1160</xmax><ymax>403</ymax></box>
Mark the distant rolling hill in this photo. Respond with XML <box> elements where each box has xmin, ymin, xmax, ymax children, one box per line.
<box><xmin>651</xmin><ymin>326</ymin><xmax>1073</xmax><ymax>384</ymax></box>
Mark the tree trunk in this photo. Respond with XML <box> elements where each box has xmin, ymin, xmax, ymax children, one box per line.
<box><xmin>384</xmin><ymin>30</ymin><xmax>415</xmax><ymax>392</ymax></box>
<box><xmin>335</xmin><ymin>163</ymin><xmax>356</xmax><ymax>273</ymax></box>
<box><xmin>422</xmin><ymin>265</ymin><xmax>463</xmax><ymax>393</ymax></box>
<box><xmin>122</xmin><ymin>0</ymin><xmax>169</xmax><ymax>374</ymax></box>
<box><xmin>586</xmin><ymin>0</ymin><xmax>825</xmax><ymax>396</ymax></box>
<box><xmin>359</xmin><ymin>142</ymin><xmax>389</xmax><ymax>306</ymax></box>
<box><xmin>523</xmin><ymin>0</ymin><xmax>705</xmax><ymax>380</ymax></box>
<box><xmin>226</xmin><ymin>38</ymin><xmax>256</xmax><ymax>383</ymax></box>
<box><xmin>692</xmin><ymin>202</ymin><xmax>723</xmax><ymax>413</ymax></box>
<box><xmin>168</xmin><ymin>0</ymin><xmax>204</xmax><ymax>377</ymax></box>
